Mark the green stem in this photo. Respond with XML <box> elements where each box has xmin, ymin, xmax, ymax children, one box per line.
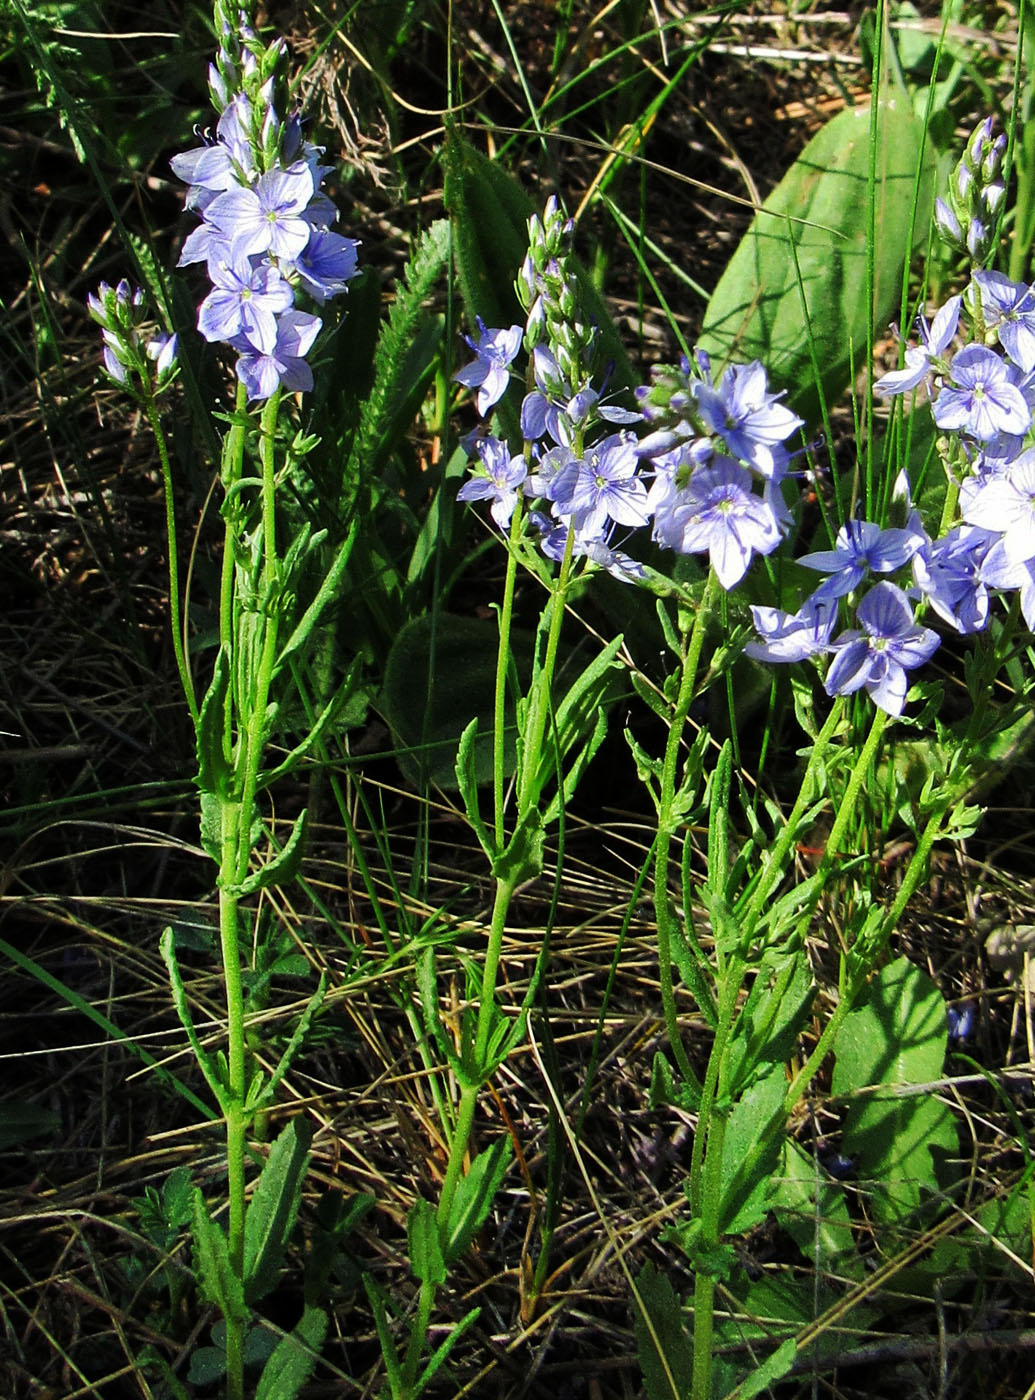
<box><xmin>653</xmin><ymin>572</ymin><xmax>720</xmax><ymax>1087</ymax></box>
<box><xmin>688</xmin><ymin>963</ymin><xmax>740</xmax><ymax>1400</ymax></box>
<box><xmin>216</xmin><ymin>387</ymin><xmax>280</xmax><ymax>1400</ymax></box>
<box><xmin>782</xmin><ymin>799</ymin><xmax>950</xmax><ymax>1120</ymax></box>
<box><xmin>145</xmin><ymin>395</ymin><xmax>198</xmax><ymax>727</ymax></box>
<box><xmin>493</xmin><ymin>507</ymin><xmax>523</xmax><ymax>852</ymax></box>
<box><xmin>218</xmin><ymin>815</ymin><xmax>247</xmax><ymax>1400</ymax></box>
<box><xmin>517</xmin><ymin>527</ymin><xmax>576</xmax><ymax>816</ymax></box>
<box><xmin>233</xmin><ymin>391</ymin><xmax>282</xmax><ymax>889</ymax></box>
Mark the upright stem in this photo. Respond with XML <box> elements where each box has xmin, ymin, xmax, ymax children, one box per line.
<box><xmin>653</xmin><ymin>572</ymin><xmax>719</xmax><ymax>1087</ymax></box>
<box><xmin>492</xmin><ymin>508</ymin><xmax>523</xmax><ymax>852</ymax></box>
<box><xmin>215</xmin><ymin>387</ymin><xmax>281</xmax><ymax>1400</ymax></box>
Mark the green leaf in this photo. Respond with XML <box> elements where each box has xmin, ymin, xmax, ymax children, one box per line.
<box><xmin>0</xmin><ymin>1100</ymin><xmax>61</xmax><ymax>1149</ymax></box>
<box><xmin>726</xmin><ymin>950</ymin><xmax>814</xmax><ymax>1097</ymax></box>
<box><xmin>348</xmin><ymin>220</ymin><xmax>450</xmax><ymax>482</ymax></box>
<box><xmin>700</xmin><ymin>98</ymin><xmax>935</xmax><ymax>423</ymax></box>
<box><xmin>237</xmin><ymin>807</ymin><xmax>308</xmax><ymax>898</ymax></box>
<box><xmin>195</xmin><ymin>646</ymin><xmax>231</xmax><ymax>799</ymax></box>
<box><xmin>381</xmin><ymin>612</ymin><xmax>535</xmax><ymax>789</ymax></box>
<box><xmin>407</xmin><ymin>1195</ymin><xmax>446</xmax><ymax>1285</ymax></box>
<box><xmin>832</xmin><ymin>956</ymin><xmax>958</xmax><ymax>1225</ymax></box>
<box><xmin>186</xmin><ymin>1345</ymin><xmax>225</xmax><ymax>1386</ymax></box>
<box><xmin>455</xmin><ymin>717</ymin><xmax>495</xmax><ymax>859</ymax></box>
<box><xmin>706</xmin><ymin>739</ymin><xmax>733</xmax><ymax>891</ymax></box>
<box><xmin>243</xmin><ymin>1118</ymin><xmax>312</xmax><ymax>1306</ymax></box>
<box><xmin>410</xmin><ymin>1305</ymin><xmax>482</xmax><ymax>1400</ymax></box>
<box><xmin>631</xmin><ymin>1261</ymin><xmax>693</xmax><ymax>1400</ymax></box>
<box><xmin>255</xmin><ymin>1306</ymin><xmax>327</xmax><ymax>1400</ymax></box>
<box><xmin>191</xmin><ymin>1188</ymin><xmax>247</xmax><ymax>1324</ymax></box>
<box><xmin>539</xmin><ymin>636</ymin><xmax>624</xmax><ymax>822</ymax></box>
<box><xmin>445</xmin><ymin>1137</ymin><xmax>512</xmax><ymax>1263</ymax></box>
<box><xmin>770</xmin><ymin>1139</ymin><xmax>863</xmax><ymax>1281</ymax></box>
<box><xmin>719</xmin><ymin>1065</ymin><xmax>786</xmax><ymax>1235</ymax></box>
<box><xmin>492</xmin><ymin>806</ymin><xmax>544</xmax><ymax>886</ymax></box>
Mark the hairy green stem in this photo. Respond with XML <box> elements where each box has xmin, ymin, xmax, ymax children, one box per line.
<box><xmin>493</xmin><ymin>507</ymin><xmax>524</xmax><ymax>852</ymax></box>
<box><xmin>653</xmin><ymin>572</ymin><xmax>719</xmax><ymax>1088</ymax></box>
<box><xmin>218</xmin><ymin>815</ymin><xmax>247</xmax><ymax>1400</ymax></box>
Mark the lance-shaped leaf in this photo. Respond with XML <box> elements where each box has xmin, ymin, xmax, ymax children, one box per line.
<box><xmin>243</xmin><ymin>1117</ymin><xmax>312</xmax><ymax>1305</ymax></box>
<box><xmin>255</xmin><ymin>1305</ymin><xmax>327</xmax><ymax>1400</ymax></box>
<box><xmin>192</xmin><ymin>1189</ymin><xmax>248</xmax><ymax>1324</ymax></box>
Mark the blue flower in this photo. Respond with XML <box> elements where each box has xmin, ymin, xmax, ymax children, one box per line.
<box><xmin>197</xmin><ymin>256</ymin><xmax>293</xmax><ymax>351</ymax></box>
<box><xmin>454</xmin><ymin>317</ymin><xmax>523</xmax><ymax>417</ymax></box>
<box><xmin>456</xmin><ymin>436</ymin><xmax>527</xmax><ymax>529</ymax></box>
<box><xmin>798</xmin><ymin>518</ymin><xmax>924</xmax><ymax>599</ymax></box>
<box><xmin>932</xmin><ymin>344</ymin><xmax>1031</xmax><ymax>441</ymax></box>
<box><xmin>961</xmin><ymin>448</ymin><xmax>1035</xmax><ymax>563</ymax></box>
<box><xmin>873</xmin><ymin>296</ymin><xmax>961</xmax><ymax>398</ymax></box>
<box><xmin>824</xmin><ymin>582</ymin><xmax>940</xmax><ymax>716</ymax></box>
<box><xmin>911</xmin><ymin>524</ymin><xmax>1000</xmax><ymax>633</ymax></box>
<box><xmin>971</xmin><ymin>270</ymin><xmax>1035</xmax><ymax>373</ymax></box>
<box><xmin>550</xmin><ymin>433</ymin><xmax>649</xmax><ymax>536</ymax></box>
<box><xmin>693</xmin><ymin>359</ymin><xmax>803</xmax><ymax>477</ymax></box>
<box><xmin>293</xmin><ymin>229</ymin><xmax>359</xmax><ymax>304</ymax></box>
<box><xmin>207</xmin><ymin>165</ymin><xmax>317</xmax><ymax>262</ymax></box>
<box><xmin>659</xmin><ymin>456</ymin><xmax>784</xmax><ymax>589</ymax></box>
<box><xmin>232</xmin><ymin>308</ymin><xmax>321</xmax><ymax>399</ymax></box>
<box><xmin>745</xmin><ymin>593</ymin><xmax>839</xmax><ymax>663</ymax></box>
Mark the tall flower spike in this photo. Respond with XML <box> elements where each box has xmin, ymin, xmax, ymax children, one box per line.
<box><xmin>171</xmin><ymin>13</ymin><xmax>359</xmax><ymax>400</ymax></box>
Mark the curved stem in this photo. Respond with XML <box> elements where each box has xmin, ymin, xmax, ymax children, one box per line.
<box><xmin>145</xmin><ymin>395</ymin><xmax>198</xmax><ymax>726</ymax></box>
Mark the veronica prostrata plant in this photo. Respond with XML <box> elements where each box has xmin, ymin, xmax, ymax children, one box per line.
<box><xmin>448</xmin><ymin>112</ymin><xmax>1035</xmax><ymax>1399</ymax></box>
<box><xmin>88</xmin><ymin>6</ymin><xmax>361</xmax><ymax>1397</ymax></box>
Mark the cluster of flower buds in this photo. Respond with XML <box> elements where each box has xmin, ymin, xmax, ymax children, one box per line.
<box><xmin>454</xmin><ymin>196</ymin><xmax>804</xmax><ymax>587</ymax></box>
<box><xmin>87</xmin><ymin>278</ymin><xmax>178</xmax><ymax>390</ymax></box>
<box><xmin>934</xmin><ymin>116</ymin><xmax>1007</xmax><ymax>265</ymax></box>
<box><xmin>169</xmin><ymin>9</ymin><xmax>358</xmax><ymax>400</ymax></box>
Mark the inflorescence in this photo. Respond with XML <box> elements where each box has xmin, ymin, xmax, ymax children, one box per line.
<box><xmin>91</xmin><ymin>11</ymin><xmax>358</xmax><ymax>404</ymax></box>
<box><xmin>454</xmin><ymin>122</ymin><xmax>1035</xmax><ymax>717</ymax></box>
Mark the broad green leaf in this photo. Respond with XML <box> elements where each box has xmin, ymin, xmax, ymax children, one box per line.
<box><xmin>770</xmin><ymin>1139</ymin><xmax>863</xmax><ymax>1281</ymax></box>
<box><xmin>445</xmin><ymin>1137</ymin><xmax>512</xmax><ymax>1263</ymax></box>
<box><xmin>191</xmin><ymin>1189</ymin><xmax>247</xmax><ymax>1324</ymax></box>
<box><xmin>631</xmin><ymin>1261</ymin><xmax>692</xmax><ymax>1400</ymax></box>
<box><xmin>381</xmin><ymin>613</ymin><xmax>535</xmax><ymax>789</ymax></box>
<box><xmin>832</xmin><ymin>956</ymin><xmax>958</xmax><ymax>1224</ymax></box>
<box><xmin>407</xmin><ymin>1195</ymin><xmax>446</xmax><ymax>1286</ymax></box>
<box><xmin>243</xmin><ymin>1118</ymin><xmax>312</xmax><ymax>1306</ymax></box>
<box><xmin>719</xmin><ymin>1064</ymin><xmax>786</xmax><ymax>1235</ymax></box>
<box><xmin>700</xmin><ymin>98</ymin><xmax>935</xmax><ymax>424</ymax></box>
<box><xmin>255</xmin><ymin>1306</ymin><xmax>327</xmax><ymax>1400</ymax></box>
<box><xmin>186</xmin><ymin>1345</ymin><xmax>225</xmax><ymax>1386</ymax></box>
